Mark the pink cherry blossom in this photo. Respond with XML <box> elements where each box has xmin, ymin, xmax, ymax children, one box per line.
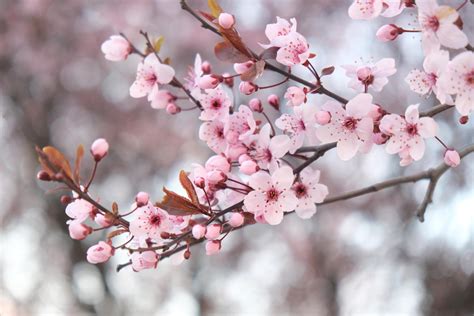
<box><xmin>348</xmin><ymin>0</ymin><xmax>383</xmax><ymax>20</ymax></box>
<box><xmin>234</xmin><ymin>61</ymin><xmax>254</xmax><ymax>74</ymax></box>
<box><xmin>439</xmin><ymin>51</ymin><xmax>474</xmax><ymax>116</ymax></box>
<box><xmin>131</xmin><ymin>251</ymin><xmax>158</xmax><ymax>272</ymax></box>
<box><xmin>65</xmin><ymin>199</ymin><xmax>94</xmax><ymax>222</ymax></box>
<box><xmin>86</xmin><ymin>241</ymin><xmax>114</xmax><ymax>264</ymax></box>
<box><xmin>316</xmin><ymin>94</ymin><xmax>375</xmax><ymax>160</ymax></box>
<box><xmin>129</xmin><ymin>54</ymin><xmax>175</xmax><ymax>99</ymax></box>
<box><xmin>417</xmin><ymin>0</ymin><xmax>468</xmax><ymax>54</ymax></box>
<box><xmin>185</xmin><ymin>53</ymin><xmax>204</xmax><ymax>97</ymax></box>
<box><xmin>284</xmin><ymin>86</ymin><xmax>306</xmax><ymax>107</ymax></box>
<box><xmin>205</xmin><ymin>155</ymin><xmax>231</xmax><ymax>173</ymax></box>
<box><xmin>167</xmin><ymin>214</ymin><xmax>190</xmax><ymax>234</ymax></box>
<box><xmin>198</xmin><ymin>75</ymin><xmax>220</xmax><ymax>89</ymax></box>
<box><xmin>198</xmin><ymin>86</ymin><xmax>231</xmax><ymax>121</ymax></box>
<box><xmin>274</xmin><ymin>31</ymin><xmax>310</xmax><ymax>67</ymax></box>
<box><xmin>240</xmin><ymin>160</ymin><xmax>259</xmax><ymax>175</ymax></box>
<box><xmin>405</xmin><ymin>50</ymin><xmax>452</xmax><ymax>104</ymax></box>
<box><xmin>149</xmin><ymin>89</ymin><xmax>174</xmax><ymax>109</ymax></box>
<box><xmin>275</xmin><ymin>103</ymin><xmax>318</xmax><ymax>154</ymax></box>
<box><xmin>244</xmin><ymin>166</ymin><xmax>298</xmax><ymax>225</ymax></box>
<box><xmin>205</xmin><ymin>240</ymin><xmax>221</xmax><ymax>255</ymax></box>
<box><xmin>199</xmin><ymin>120</ymin><xmax>227</xmax><ymax>154</ymax></box>
<box><xmin>129</xmin><ymin>202</ymin><xmax>170</xmax><ymax>240</ymax></box>
<box><xmin>380</xmin><ymin>104</ymin><xmax>438</xmax><ymax>163</ymax></box>
<box><xmin>342</xmin><ymin>58</ymin><xmax>396</xmax><ymax>92</ymax></box>
<box><xmin>444</xmin><ymin>149</ymin><xmax>460</xmax><ymax>167</ymax></box>
<box><xmin>316</xmin><ymin>111</ymin><xmax>331</xmax><ymax>125</ymax></box>
<box><xmin>261</xmin><ymin>16</ymin><xmax>297</xmax><ymax>49</ymax></box>
<box><xmin>229</xmin><ymin>213</ymin><xmax>244</xmax><ymax>227</ymax></box>
<box><xmin>101</xmin><ymin>35</ymin><xmax>131</xmax><ymax>61</ymax></box>
<box><xmin>224</xmin><ymin>105</ymin><xmax>256</xmax><ymax>145</ymax></box>
<box><xmin>292</xmin><ymin>167</ymin><xmax>329</xmax><ymax>219</ymax></box>
<box><xmin>249</xmin><ymin>124</ymin><xmax>291</xmax><ymax>171</ymax></box>
<box><xmin>91</xmin><ymin>138</ymin><xmax>109</xmax><ymax>161</ymax></box>
<box><xmin>94</xmin><ymin>213</ymin><xmax>113</xmax><ymax>228</ymax></box>
<box><xmin>67</xmin><ymin>220</ymin><xmax>92</xmax><ymax>240</ymax></box>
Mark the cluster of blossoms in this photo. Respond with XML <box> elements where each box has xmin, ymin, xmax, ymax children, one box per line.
<box><xmin>37</xmin><ymin>0</ymin><xmax>471</xmax><ymax>272</ymax></box>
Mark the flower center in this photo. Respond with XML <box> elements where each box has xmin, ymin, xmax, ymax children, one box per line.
<box><xmin>293</xmin><ymin>183</ymin><xmax>307</xmax><ymax>198</ymax></box>
<box><xmin>211</xmin><ymin>99</ymin><xmax>222</xmax><ymax>109</ymax></box>
<box><xmin>425</xmin><ymin>15</ymin><xmax>440</xmax><ymax>32</ymax></box>
<box><xmin>426</xmin><ymin>72</ymin><xmax>438</xmax><ymax>87</ymax></box>
<box><xmin>149</xmin><ymin>215</ymin><xmax>161</xmax><ymax>226</ymax></box>
<box><xmin>266</xmin><ymin>188</ymin><xmax>280</xmax><ymax>202</ymax></box>
<box><xmin>357</xmin><ymin>67</ymin><xmax>374</xmax><ymax>86</ymax></box>
<box><xmin>146</xmin><ymin>73</ymin><xmax>157</xmax><ymax>84</ymax></box>
<box><xmin>406</xmin><ymin>123</ymin><xmax>418</xmax><ymax>136</ymax></box>
<box><xmin>343</xmin><ymin>117</ymin><xmax>358</xmax><ymax>130</ymax></box>
<box><xmin>465</xmin><ymin>70</ymin><xmax>474</xmax><ymax>86</ymax></box>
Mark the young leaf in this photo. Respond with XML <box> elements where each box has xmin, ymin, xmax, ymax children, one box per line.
<box><xmin>107</xmin><ymin>229</ymin><xmax>128</xmax><ymax>240</ymax></box>
<box><xmin>215</xmin><ymin>41</ymin><xmax>249</xmax><ymax>63</ymax></box>
<box><xmin>259</xmin><ymin>47</ymin><xmax>279</xmax><ymax>60</ymax></box>
<box><xmin>321</xmin><ymin>66</ymin><xmax>335</xmax><ymax>77</ymax></box>
<box><xmin>207</xmin><ymin>0</ymin><xmax>222</xmax><ymax>18</ymax></box>
<box><xmin>40</xmin><ymin>146</ymin><xmax>73</xmax><ymax>179</ymax></box>
<box><xmin>112</xmin><ymin>202</ymin><xmax>119</xmax><ymax>215</ymax></box>
<box><xmin>179</xmin><ymin>170</ymin><xmax>200</xmax><ymax>205</ymax></box>
<box><xmin>240</xmin><ymin>60</ymin><xmax>265</xmax><ymax>82</ymax></box>
<box><xmin>153</xmin><ymin>36</ymin><xmax>165</xmax><ymax>53</ymax></box>
<box><xmin>156</xmin><ymin>187</ymin><xmax>204</xmax><ymax>216</ymax></box>
<box><xmin>73</xmin><ymin>144</ymin><xmax>84</xmax><ymax>184</ymax></box>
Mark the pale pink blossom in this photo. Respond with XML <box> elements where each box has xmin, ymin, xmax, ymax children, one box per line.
<box><xmin>101</xmin><ymin>35</ymin><xmax>131</xmax><ymax>61</ymax></box>
<box><xmin>439</xmin><ymin>51</ymin><xmax>474</xmax><ymax>116</ymax></box>
<box><xmin>192</xmin><ymin>224</ymin><xmax>206</xmax><ymax>239</ymax></box>
<box><xmin>348</xmin><ymin>0</ymin><xmax>383</xmax><ymax>20</ymax></box>
<box><xmin>86</xmin><ymin>241</ymin><xmax>114</xmax><ymax>264</ymax></box>
<box><xmin>240</xmin><ymin>160</ymin><xmax>259</xmax><ymax>175</ymax></box>
<box><xmin>405</xmin><ymin>50</ymin><xmax>452</xmax><ymax>104</ymax></box>
<box><xmin>261</xmin><ymin>17</ymin><xmax>297</xmax><ymax>49</ymax></box>
<box><xmin>316</xmin><ymin>111</ymin><xmax>331</xmax><ymax>125</ymax></box>
<box><xmin>149</xmin><ymin>89</ymin><xmax>174</xmax><ymax>109</ymax></box>
<box><xmin>91</xmin><ymin>138</ymin><xmax>109</xmax><ymax>161</ymax></box>
<box><xmin>131</xmin><ymin>251</ymin><xmax>158</xmax><ymax>271</ymax></box>
<box><xmin>129</xmin><ymin>202</ymin><xmax>170</xmax><ymax>240</ymax></box>
<box><xmin>94</xmin><ymin>213</ymin><xmax>113</xmax><ymax>228</ymax></box>
<box><xmin>342</xmin><ymin>58</ymin><xmax>396</xmax><ymax>92</ymax></box>
<box><xmin>275</xmin><ymin>103</ymin><xmax>318</xmax><ymax>154</ymax></box>
<box><xmin>229</xmin><ymin>213</ymin><xmax>245</xmax><ymax>227</ymax></box>
<box><xmin>65</xmin><ymin>199</ymin><xmax>94</xmax><ymax>222</ymax></box>
<box><xmin>444</xmin><ymin>150</ymin><xmax>460</xmax><ymax>167</ymax></box>
<box><xmin>199</xmin><ymin>86</ymin><xmax>231</xmax><ymax>121</ymax></box>
<box><xmin>274</xmin><ymin>31</ymin><xmax>310</xmax><ymax>67</ymax></box>
<box><xmin>167</xmin><ymin>215</ymin><xmax>190</xmax><ymax>234</ymax></box>
<box><xmin>417</xmin><ymin>0</ymin><xmax>468</xmax><ymax>54</ymax></box>
<box><xmin>185</xmin><ymin>53</ymin><xmax>204</xmax><ymax>97</ymax></box>
<box><xmin>234</xmin><ymin>61</ymin><xmax>254</xmax><ymax>74</ymax></box>
<box><xmin>129</xmin><ymin>54</ymin><xmax>175</xmax><ymax>99</ymax></box>
<box><xmin>249</xmin><ymin>124</ymin><xmax>291</xmax><ymax>171</ymax></box>
<box><xmin>218</xmin><ymin>12</ymin><xmax>235</xmax><ymax>29</ymax></box>
<box><xmin>244</xmin><ymin>166</ymin><xmax>298</xmax><ymax>225</ymax></box>
<box><xmin>205</xmin><ymin>240</ymin><xmax>221</xmax><ymax>255</ymax></box>
<box><xmin>205</xmin><ymin>155</ymin><xmax>231</xmax><ymax>173</ymax></box>
<box><xmin>199</xmin><ymin>120</ymin><xmax>227</xmax><ymax>154</ymax></box>
<box><xmin>316</xmin><ymin>94</ymin><xmax>375</xmax><ymax>160</ymax></box>
<box><xmin>198</xmin><ymin>75</ymin><xmax>219</xmax><ymax>89</ymax></box>
<box><xmin>380</xmin><ymin>104</ymin><xmax>438</xmax><ymax>163</ymax></box>
<box><xmin>284</xmin><ymin>86</ymin><xmax>306</xmax><ymax>107</ymax></box>
<box><xmin>292</xmin><ymin>167</ymin><xmax>329</xmax><ymax>219</ymax></box>
<box><xmin>224</xmin><ymin>105</ymin><xmax>257</xmax><ymax>145</ymax></box>
<box><xmin>67</xmin><ymin>220</ymin><xmax>92</xmax><ymax>240</ymax></box>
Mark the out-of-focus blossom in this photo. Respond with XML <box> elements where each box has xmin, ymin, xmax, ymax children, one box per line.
<box><xmin>342</xmin><ymin>58</ymin><xmax>396</xmax><ymax>92</ymax></box>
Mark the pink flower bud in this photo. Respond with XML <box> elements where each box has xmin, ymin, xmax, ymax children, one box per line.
<box><xmin>376</xmin><ymin>24</ymin><xmax>401</xmax><ymax>42</ymax></box>
<box><xmin>222</xmin><ymin>73</ymin><xmax>234</xmax><ymax>87</ymax></box>
<box><xmin>194</xmin><ymin>176</ymin><xmax>206</xmax><ymax>188</ymax></box>
<box><xmin>234</xmin><ymin>61</ymin><xmax>254</xmax><ymax>75</ymax></box>
<box><xmin>218</xmin><ymin>12</ymin><xmax>235</xmax><ymax>29</ymax></box>
<box><xmin>86</xmin><ymin>241</ymin><xmax>114</xmax><ymax>264</ymax></box>
<box><xmin>240</xmin><ymin>160</ymin><xmax>259</xmax><ymax>175</ymax></box>
<box><xmin>94</xmin><ymin>213</ymin><xmax>113</xmax><ymax>228</ymax></box>
<box><xmin>135</xmin><ymin>191</ymin><xmax>150</xmax><ymax>207</ymax></box>
<box><xmin>192</xmin><ymin>224</ymin><xmax>207</xmax><ymax>239</ymax></box>
<box><xmin>315</xmin><ymin>111</ymin><xmax>331</xmax><ymax>125</ymax></box>
<box><xmin>239</xmin><ymin>81</ymin><xmax>257</xmax><ymax>95</ymax></box>
<box><xmin>131</xmin><ymin>251</ymin><xmax>158</xmax><ymax>271</ymax></box>
<box><xmin>229</xmin><ymin>213</ymin><xmax>244</xmax><ymax>227</ymax></box>
<box><xmin>166</xmin><ymin>103</ymin><xmax>181</xmax><ymax>115</ymax></box>
<box><xmin>207</xmin><ymin>170</ymin><xmax>227</xmax><ymax>184</ymax></box>
<box><xmin>205</xmin><ymin>224</ymin><xmax>222</xmax><ymax>240</ymax></box>
<box><xmin>68</xmin><ymin>220</ymin><xmax>92</xmax><ymax>240</ymax></box>
<box><xmin>444</xmin><ymin>150</ymin><xmax>460</xmax><ymax>167</ymax></box>
<box><xmin>91</xmin><ymin>138</ymin><xmax>109</xmax><ymax>162</ymax></box>
<box><xmin>37</xmin><ymin>171</ymin><xmax>51</xmax><ymax>181</ymax></box>
<box><xmin>206</xmin><ymin>155</ymin><xmax>231</xmax><ymax>172</ymax></box>
<box><xmin>101</xmin><ymin>35</ymin><xmax>131</xmax><ymax>61</ymax></box>
<box><xmin>205</xmin><ymin>240</ymin><xmax>221</xmax><ymax>255</ymax></box>
<box><xmin>249</xmin><ymin>98</ymin><xmax>263</xmax><ymax>112</ymax></box>
<box><xmin>238</xmin><ymin>154</ymin><xmax>252</xmax><ymax>164</ymax></box>
<box><xmin>198</xmin><ymin>74</ymin><xmax>220</xmax><ymax>89</ymax></box>
<box><xmin>201</xmin><ymin>61</ymin><xmax>212</xmax><ymax>74</ymax></box>
<box><xmin>267</xmin><ymin>94</ymin><xmax>280</xmax><ymax>110</ymax></box>
<box><xmin>459</xmin><ymin>116</ymin><xmax>469</xmax><ymax>124</ymax></box>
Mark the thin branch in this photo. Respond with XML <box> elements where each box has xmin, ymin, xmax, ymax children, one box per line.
<box><xmin>420</xmin><ymin>104</ymin><xmax>453</xmax><ymax>117</ymax></box>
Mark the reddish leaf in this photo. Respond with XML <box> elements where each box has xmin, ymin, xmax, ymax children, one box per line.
<box><xmin>240</xmin><ymin>60</ymin><xmax>265</xmax><ymax>82</ymax></box>
<box><xmin>321</xmin><ymin>66</ymin><xmax>335</xmax><ymax>77</ymax></box>
<box><xmin>156</xmin><ymin>187</ymin><xmax>203</xmax><ymax>216</ymax></box>
<box><xmin>179</xmin><ymin>170</ymin><xmax>200</xmax><ymax>205</ymax></box>
<box><xmin>219</xmin><ymin>28</ymin><xmax>252</xmax><ymax>58</ymax></box>
<box><xmin>73</xmin><ymin>144</ymin><xmax>84</xmax><ymax>184</ymax></box>
<box><xmin>259</xmin><ymin>47</ymin><xmax>279</xmax><ymax>60</ymax></box>
<box><xmin>39</xmin><ymin>146</ymin><xmax>73</xmax><ymax>179</ymax></box>
<box><xmin>214</xmin><ymin>41</ymin><xmax>249</xmax><ymax>63</ymax></box>
<box><xmin>112</xmin><ymin>202</ymin><xmax>119</xmax><ymax>215</ymax></box>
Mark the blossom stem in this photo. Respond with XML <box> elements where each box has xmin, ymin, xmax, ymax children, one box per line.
<box><xmin>262</xmin><ymin>111</ymin><xmax>276</xmax><ymax>136</ymax></box>
<box><xmin>114</xmin><ymin>236</ymin><xmax>134</xmax><ymax>249</ymax></box>
<box><xmin>456</xmin><ymin>0</ymin><xmax>468</xmax><ymax>11</ymax></box>
<box><xmin>258</xmin><ymin>75</ymin><xmax>290</xmax><ymax>89</ymax></box>
<box><xmin>435</xmin><ymin>136</ymin><xmax>449</xmax><ymax>149</ymax></box>
<box><xmin>306</xmin><ymin>61</ymin><xmax>321</xmax><ymax>83</ymax></box>
<box><xmin>226</xmin><ymin>178</ymin><xmax>253</xmax><ymax>190</ymax></box>
<box><xmin>84</xmin><ymin>161</ymin><xmax>98</xmax><ymax>193</ymax></box>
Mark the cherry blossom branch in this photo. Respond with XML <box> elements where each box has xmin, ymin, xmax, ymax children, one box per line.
<box><xmin>152</xmin><ymin>144</ymin><xmax>474</xmax><ymax>263</ymax></box>
<box><xmin>420</xmin><ymin>104</ymin><xmax>453</xmax><ymax>117</ymax></box>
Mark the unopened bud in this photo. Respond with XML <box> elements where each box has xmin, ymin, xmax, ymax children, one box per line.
<box><xmin>91</xmin><ymin>138</ymin><xmax>109</xmax><ymax>162</ymax></box>
<box><xmin>184</xmin><ymin>250</ymin><xmax>191</xmax><ymax>259</ymax></box>
<box><xmin>376</xmin><ymin>24</ymin><xmax>401</xmax><ymax>42</ymax></box>
<box><xmin>194</xmin><ymin>176</ymin><xmax>206</xmax><ymax>188</ymax></box>
<box><xmin>135</xmin><ymin>191</ymin><xmax>150</xmax><ymax>207</ymax></box>
<box><xmin>315</xmin><ymin>111</ymin><xmax>331</xmax><ymax>125</ymax></box>
<box><xmin>218</xmin><ymin>12</ymin><xmax>235</xmax><ymax>29</ymax></box>
<box><xmin>239</xmin><ymin>81</ymin><xmax>258</xmax><ymax>95</ymax></box>
<box><xmin>37</xmin><ymin>171</ymin><xmax>51</xmax><ymax>181</ymax></box>
<box><xmin>166</xmin><ymin>103</ymin><xmax>181</xmax><ymax>115</ymax></box>
<box><xmin>459</xmin><ymin>116</ymin><xmax>469</xmax><ymax>124</ymax></box>
<box><xmin>249</xmin><ymin>98</ymin><xmax>263</xmax><ymax>112</ymax></box>
<box><xmin>60</xmin><ymin>195</ymin><xmax>73</xmax><ymax>205</ymax></box>
<box><xmin>222</xmin><ymin>73</ymin><xmax>234</xmax><ymax>87</ymax></box>
<box><xmin>198</xmin><ymin>74</ymin><xmax>220</xmax><ymax>89</ymax></box>
<box><xmin>267</xmin><ymin>94</ymin><xmax>280</xmax><ymax>110</ymax></box>
<box><xmin>201</xmin><ymin>61</ymin><xmax>212</xmax><ymax>74</ymax></box>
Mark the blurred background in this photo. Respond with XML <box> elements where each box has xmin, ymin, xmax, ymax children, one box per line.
<box><xmin>0</xmin><ymin>0</ymin><xmax>473</xmax><ymax>315</ymax></box>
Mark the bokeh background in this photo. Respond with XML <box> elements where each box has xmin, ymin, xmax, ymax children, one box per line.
<box><xmin>0</xmin><ymin>0</ymin><xmax>473</xmax><ymax>315</ymax></box>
